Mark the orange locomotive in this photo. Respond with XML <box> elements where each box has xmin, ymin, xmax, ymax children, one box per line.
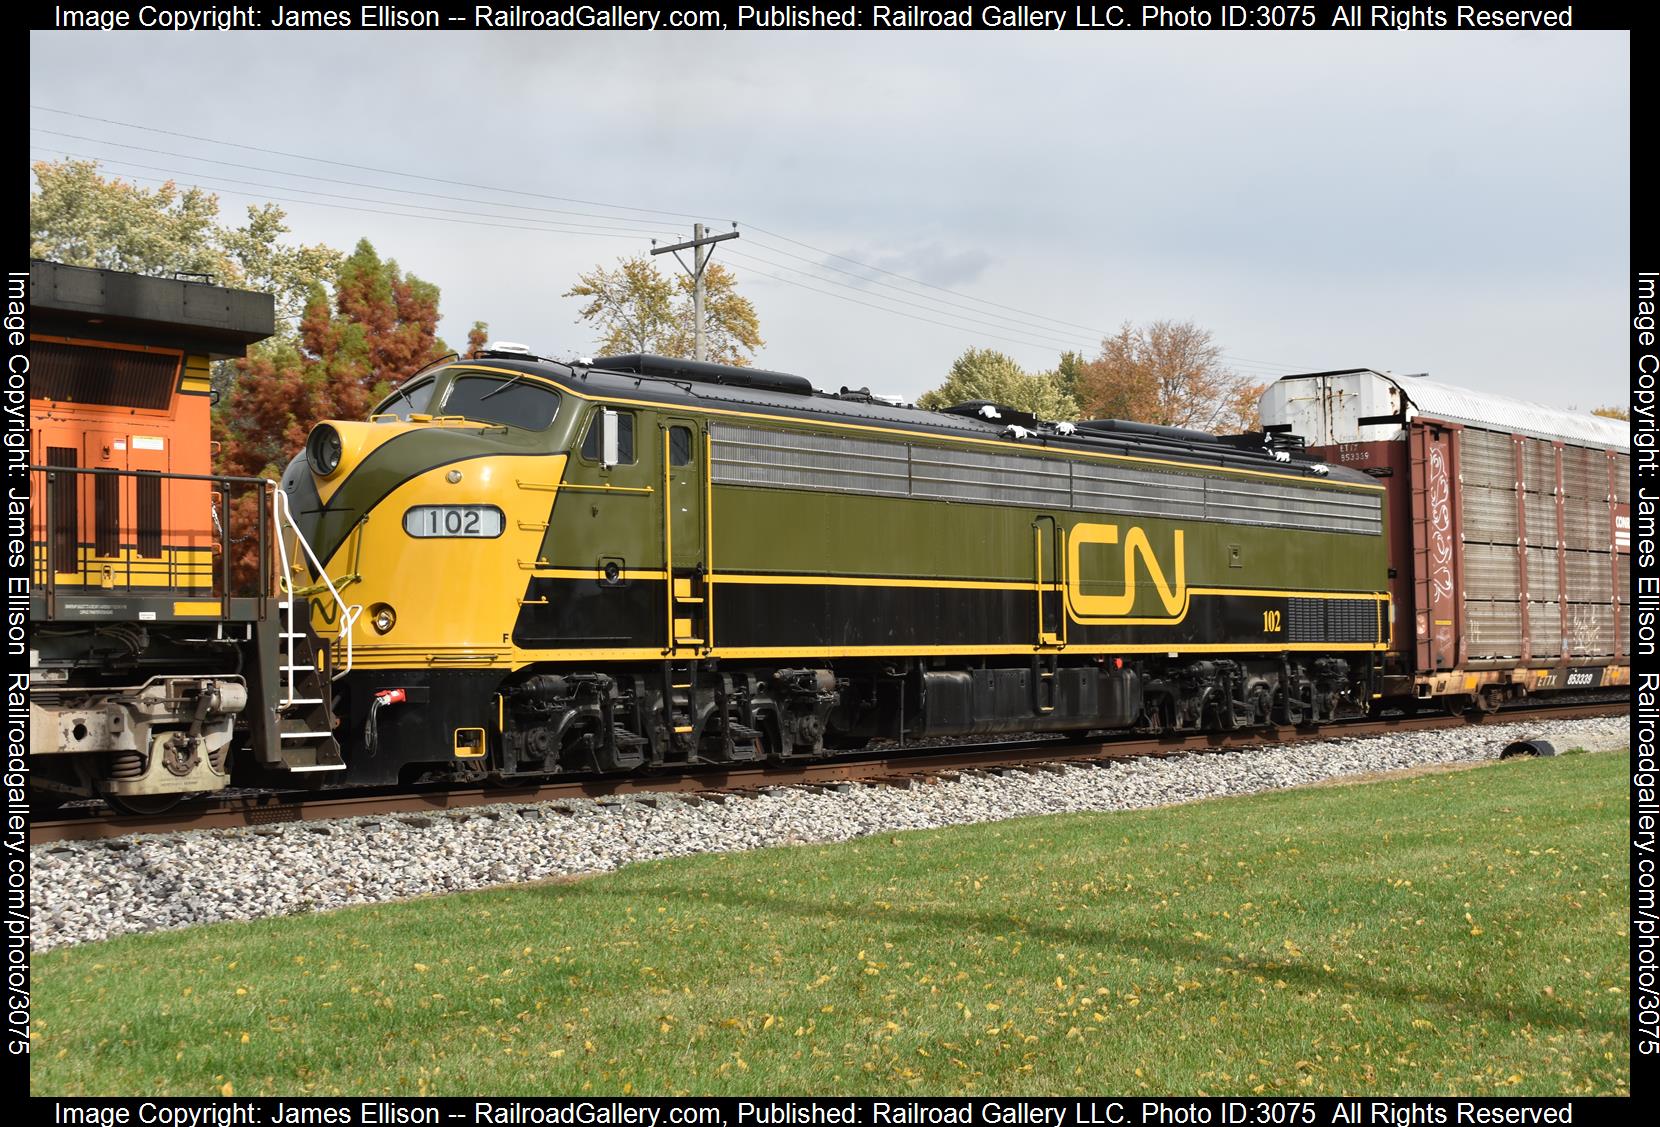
<box><xmin>28</xmin><ymin>261</ymin><xmax>341</xmax><ymax>812</ymax></box>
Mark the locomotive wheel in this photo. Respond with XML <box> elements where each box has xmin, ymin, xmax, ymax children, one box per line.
<box><xmin>105</xmin><ymin>791</ymin><xmax>192</xmax><ymax>816</ymax></box>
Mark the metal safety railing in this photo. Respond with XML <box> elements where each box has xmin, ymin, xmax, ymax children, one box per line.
<box><xmin>271</xmin><ymin>485</ymin><xmax>362</xmax><ymax>696</ymax></box>
<box><xmin>30</xmin><ymin>463</ymin><xmax>271</xmax><ymax>615</ymax></box>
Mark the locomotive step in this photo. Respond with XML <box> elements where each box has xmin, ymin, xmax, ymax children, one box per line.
<box><xmin>285</xmin><ymin>763</ymin><xmax>347</xmax><ymax>772</ymax></box>
<box><xmin>278</xmin><ymin>730</ymin><xmax>334</xmax><ymax>739</ymax></box>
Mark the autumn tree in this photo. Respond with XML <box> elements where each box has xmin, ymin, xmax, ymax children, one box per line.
<box><xmin>463</xmin><ymin>321</ymin><xmax>490</xmax><ymax>359</ymax></box>
<box><xmin>1592</xmin><ymin>405</ymin><xmax>1629</xmax><ymax>421</ymax></box>
<box><xmin>1076</xmin><ymin>321</ymin><xmax>1263</xmax><ymax>433</ymax></box>
<box><xmin>916</xmin><ymin>348</ymin><xmax>1079</xmax><ymax>420</ymax></box>
<box><xmin>564</xmin><ymin>255</ymin><xmax>763</xmax><ymax>366</ymax></box>
<box><xmin>218</xmin><ymin>239</ymin><xmax>449</xmax><ymax>483</ymax></box>
<box><xmin>30</xmin><ymin>159</ymin><xmax>340</xmax><ymax>331</ymax></box>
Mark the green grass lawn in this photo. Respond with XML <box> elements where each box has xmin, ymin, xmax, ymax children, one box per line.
<box><xmin>31</xmin><ymin>751</ymin><xmax>1630</xmax><ymax>1097</ymax></box>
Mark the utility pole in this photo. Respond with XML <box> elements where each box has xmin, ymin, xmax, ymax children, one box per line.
<box><xmin>651</xmin><ymin>223</ymin><xmax>739</xmax><ymax>362</ymax></box>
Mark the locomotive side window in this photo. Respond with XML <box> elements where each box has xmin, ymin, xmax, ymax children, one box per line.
<box><xmin>373</xmin><ymin>378</ymin><xmax>436</xmax><ymax>420</ymax></box>
<box><xmin>580</xmin><ymin>409</ymin><xmax>637</xmax><ymax>465</ymax></box>
<box><xmin>438</xmin><ymin>375</ymin><xmax>561</xmax><ymax>430</ymax></box>
<box><xmin>669</xmin><ymin>426</ymin><xmax>693</xmax><ymax>467</ymax></box>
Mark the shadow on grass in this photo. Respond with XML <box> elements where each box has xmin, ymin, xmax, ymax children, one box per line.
<box><xmin>540</xmin><ymin>877</ymin><xmax>1613</xmax><ymax>1038</ymax></box>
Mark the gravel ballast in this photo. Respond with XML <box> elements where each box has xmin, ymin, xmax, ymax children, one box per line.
<box><xmin>30</xmin><ymin>716</ymin><xmax>1628</xmax><ymax>951</ymax></box>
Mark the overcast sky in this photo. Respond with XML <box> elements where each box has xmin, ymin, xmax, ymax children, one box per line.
<box><xmin>29</xmin><ymin>29</ymin><xmax>1630</xmax><ymax>411</ymax></box>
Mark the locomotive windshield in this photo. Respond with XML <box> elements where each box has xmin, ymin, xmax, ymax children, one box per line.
<box><xmin>374</xmin><ymin>377</ymin><xmax>437</xmax><ymax>420</ymax></box>
<box><xmin>436</xmin><ymin>373</ymin><xmax>561</xmax><ymax>430</ymax></box>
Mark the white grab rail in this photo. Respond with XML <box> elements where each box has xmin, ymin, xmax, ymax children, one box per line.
<box><xmin>271</xmin><ymin>484</ymin><xmax>363</xmax><ymax>684</ymax></box>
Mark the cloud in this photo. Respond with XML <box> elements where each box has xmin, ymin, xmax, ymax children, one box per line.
<box><xmin>829</xmin><ymin>243</ymin><xmax>994</xmax><ymax>290</ymax></box>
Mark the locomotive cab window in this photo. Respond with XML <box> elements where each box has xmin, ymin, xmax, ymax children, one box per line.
<box><xmin>373</xmin><ymin>378</ymin><xmax>436</xmax><ymax>420</ymax></box>
<box><xmin>580</xmin><ymin>409</ymin><xmax>636</xmax><ymax>465</ymax></box>
<box><xmin>437</xmin><ymin>374</ymin><xmax>561</xmax><ymax>430</ymax></box>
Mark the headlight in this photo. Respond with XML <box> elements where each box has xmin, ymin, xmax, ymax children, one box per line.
<box><xmin>306</xmin><ymin>424</ymin><xmax>344</xmax><ymax>477</ymax></box>
<box><xmin>370</xmin><ymin>603</ymin><xmax>396</xmax><ymax>634</ymax></box>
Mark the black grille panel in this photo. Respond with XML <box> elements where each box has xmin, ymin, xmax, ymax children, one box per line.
<box><xmin>1288</xmin><ymin>597</ymin><xmax>1377</xmax><ymax>644</ymax></box>
<box><xmin>136</xmin><ymin>472</ymin><xmax>162</xmax><ymax>557</ymax></box>
<box><xmin>46</xmin><ymin>447</ymin><xmax>77</xmax><ymax>568</ymax></box>
<box><xmin>33</xmin><ymin>341</ymin><xmax>178</xmax><ymax>409</ymax></box>
<box><xmin>94</xmin><ymin>472</ymin><xmax>119</xmax><ymax>557</ymax></box>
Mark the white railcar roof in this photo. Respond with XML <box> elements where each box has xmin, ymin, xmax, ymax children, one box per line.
<box><xmin>1274</xmin><ymin>369</ymin><xmax>1629</xmax><ymax>452</ymax></box>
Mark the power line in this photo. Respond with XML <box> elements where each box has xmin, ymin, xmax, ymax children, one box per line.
<box><xmin>30</xmin><ymin>145</ymin><xmax>682</xmax><ymax>238</ymax></box>
<box><xmin>26</xmin><ymin>150</ymin><xmax>676</xmax><ymax>243</ymax></box>
<box><xmin>30</xmin><ymin>104</ymin><xmax>706</xmax><ymax>221</ymax></box>
<box><xmin>743</xmin><ymin>222</ymin><xmax>1315</xmax><ymax>373</ymax></box>
<box><xmin>30</xmin><ymin>128</ymin><xmax>681</xmax><ymax>231</ymax></box>
<box><xmin>734</xmin><ymin>242</ymin><xmax>1302</xmax><ymax>375</ymax></box>
<box><xmin>742</xmin><ymin>222</ymin><xmax>1118</xmax><ymax>338</ymax></box>
<box><xmin>30</xmin><ymin>104</ymin><xmax>1316</xmax><ymax>374</ymax></box>
<box><xmin>725</xmin><ymin>247</ymin><xmax>1089</xmax><ymax>355</ymax></box>
<box><xmin>739</xmin><ymin>236</ymin><xmax>1094</xmax><ymax>349</ymax></box>
<box><xmin>30</xmin><ymin>141</ymin><xmax>1097</xmax><ymax>355</ymax></box>
<box><xmin>32</xmin><ymin>135</ymin><xmax>1105</xmax><ymax>357</ymax></box>
<box><xmin>736</xmin><ymin>262</ymin><xmax>1094</xmax><ymax>356</ymax></box>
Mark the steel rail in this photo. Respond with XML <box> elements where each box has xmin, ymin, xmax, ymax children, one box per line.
<box><xmin>30</xmin><ymin>699</ymin><xmax>1628</xmax><ymax>844</ymax></box>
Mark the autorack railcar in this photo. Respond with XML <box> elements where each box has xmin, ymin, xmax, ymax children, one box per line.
<box><xmin>1260</xmin><ymin>369</ymin><xmax>1631</xmax><ymax>712</ymax></box>
<box><xmin>282</xmin><ymin>349</ymin><xmax>1392</xmax><ymax>787</ymax></box>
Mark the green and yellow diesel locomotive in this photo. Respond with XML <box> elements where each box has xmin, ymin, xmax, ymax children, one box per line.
<box><xmin>282</xmin><ymin>348</ymin><xmax>1390</xmax><ymax>787</ymax></box>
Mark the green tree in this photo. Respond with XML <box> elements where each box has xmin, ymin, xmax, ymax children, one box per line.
<box><xmin>1052</xmin><ymin>349</ymin><xmax>1087</xmax><ymax>406</ymax></box>
<box><xmin>565</xmin><ymin>255</ymin><xmax>763</xmax><ymax>366</ymax></box>
<box><xmin>915</xmin><ymin>348</ymin><xmax>1079</xmax><ymax>420</ymax></box>
<box><xmin>30</xmin><ymin>159</ymin><xmax>341</xmax><ymax>331</ymax></box>
<box><xmin>1076</xmin><ymin>321</ymin><xmax>1262</xmax><ymax>433</ymax></box>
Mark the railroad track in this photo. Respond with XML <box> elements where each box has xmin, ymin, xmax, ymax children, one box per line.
<box><xmin>32</xmin><ymin>697</ymin><xmax>1630</xmax><ymax>844</ymax></box>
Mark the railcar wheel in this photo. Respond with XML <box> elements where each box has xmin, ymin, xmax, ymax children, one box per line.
<box><xmin>105</xmin><ymin>791</ymin><xmax>192</xmax><ymax>816</ymax></box>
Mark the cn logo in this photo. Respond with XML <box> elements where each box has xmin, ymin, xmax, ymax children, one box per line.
<box><xmin>1065</xmin><ymin>522</ymin><xmax>1187</xmax><ymax>624</ymax></box>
